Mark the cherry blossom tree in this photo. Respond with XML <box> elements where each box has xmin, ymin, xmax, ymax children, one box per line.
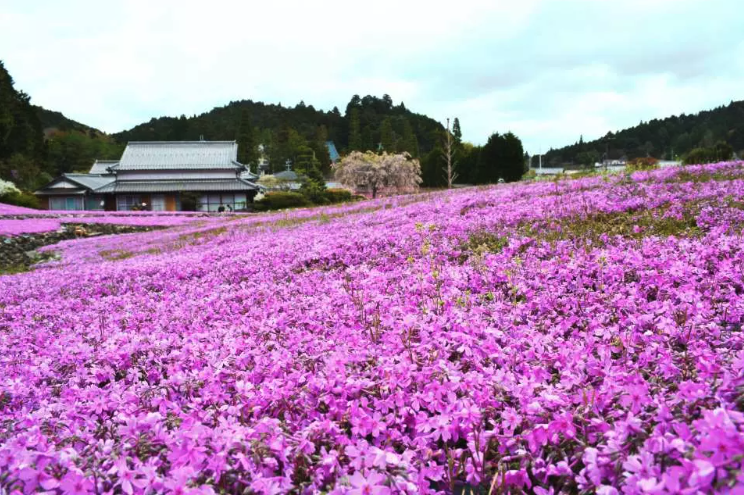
<box><xmin>333</xmin><ymin>151</ymin><xmax>422</xmax><ymax>198</ymax></box>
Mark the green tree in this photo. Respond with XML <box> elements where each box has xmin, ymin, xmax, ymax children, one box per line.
<box><xmin>382</xmin><ymin>94</ymin><xmax>393</xmax><ymax>109</ymax></box>
<box><xmin>0</xmin><ymin>153</ymin><xmax>44</xmax><ymax>190</ymax></box>
<box><xmin>295</xmin><ymin>145</ymin><xmax>327</xmax><ymax>203</ymax></box>
<box><xmin>399</xmin><ymin>118</ymin><xmax>419</xmax><ymax>157</ymax></box>
<box><xmin>348</xmin><ymin>108</ymin><xmax>362</xmax><ymax>151</ymax></box>
<box><xmin>421</xmin><ymin>145</ymin><xmax>446</xmax><ymax>188</ymax></box>
<box><xmin>380</xmin><ymin>118</ymin><xmax>395</xmax><ymax>152</ymax></box>
<box><xmin>476</xmin><ymin>133</ymin><xmax>503</xmax><ymax>183</ymax></box>
<box><xmin>452</xmin><ymin>118</ymin><xmax>462</xmax><ymax>145</ymax></box>
<box><xmin>294</xmin><ymin>145</ymin><xmax>318</xmax><ymax>174</ymax></box>
<box><xmin>502</xmin><ymin>132</ymin><xmax>525</xmax><ymax>182</ymax></box>
<box><xmin>361</xmin><ymin>125</ymin><xmax>374</xmax><ymax>152</ymax></box>
<box><xmin>236</xmin><ymin>110</ymin><xmax>259</xmax><ymax>170</ymax></box>
<box><xmin>714</xmin><ymin>140</ymin><xmax>734</xmax><ymax>161</ymax></box>
<box><xmin>457</xmin><ymin>143</ymin><xmax>479</xmax><ymax>184</ymax></box>
<box><xmin>475</xmin><ymin>132</ymin><xmax>525</xmax><ymax>183</ymax></box>
<box><xmin>0</xmin><ymin>60</ymin><xmax>44</xmax><ymax>183</ymax></box>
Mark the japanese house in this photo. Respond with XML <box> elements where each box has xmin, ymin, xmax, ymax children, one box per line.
<box><xmin>35</xmin><ymin>141</ymin><xmax>261</xmax><ymax>211</ymax></box>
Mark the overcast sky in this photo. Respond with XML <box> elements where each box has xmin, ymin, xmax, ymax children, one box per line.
<box><xmin>2</xmin><ymin>0</ymin><xmax>743</xmax><ymax>153</ymax></box>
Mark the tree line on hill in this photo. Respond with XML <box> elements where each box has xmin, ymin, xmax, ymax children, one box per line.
<box><xmin>114</xmin><ymin>94</ymin><xmax>446</xmax><ymax>177</ymax></box>
<box><xmin>419</xmin><ymin>119</ymin><xmax>526</xmax><ymax>187</ymax></box>
<box><xmin>1</xmin><ymin>55</ymin><xmax>527</xmax><ymax>200</ymax></box>
<box><xmin>537</xmin><ymin>100</ymin><xmax>744</xmax><ymax>168</ymax></box>
<box><xmin>0</xmin><ymin>61</ymin><xmax>123</xmax><ymax>199</ymax></box>
<box><xmin>19</xmin><ymin>59</ymin><xmax>744</xmax><ymax>202</ymax></box>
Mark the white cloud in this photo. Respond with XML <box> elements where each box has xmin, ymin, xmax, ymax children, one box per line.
<box><xmin>2</xmin><ymin>0</ymin><xmax>743</xmax><ymax>153</ymax></box>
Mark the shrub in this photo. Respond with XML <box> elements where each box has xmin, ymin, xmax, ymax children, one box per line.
<box><xmin>684</xmin><ymin>142</ymin><xmax>734</xmax><ymax>165</ymax></box>
<box><xmin>254</xmin><ymin>191</ymin><xmax>311</xmax><ymax>211</ymax></box>
<box><xmin>180</xmin><ymin>192</ymin><xmax>202</xmax><ymax>211</ymax></box>
<box><xmin>300</xmin><ymin>180</ymin><xmax>328</xmax><ymax>205</ymax></box>
<box><xmin>626</xmin><ymin>157</ymin><xmax>659</xmax><ymax>172</ymax></box>
<box><xmin>0</xmin><ymin>190</ymin><xmax>40</xmax><ymax>209</ymax></box>
<box><xmin>522</xmin><ymin>169</ymin><xmax>537</xmax><ymax>181</ymax></box>
<box><xmin>324</xmin><ymin>188</ymin><xmax>353</xmax><ymax>204</ymax></box>
<box><xmin>0</xmin><ymin>179</ymin><xmax>20</xmax><ymax>195</ymax></box>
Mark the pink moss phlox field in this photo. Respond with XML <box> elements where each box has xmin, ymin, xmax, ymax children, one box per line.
<box><xmin>0</xmin><ymin>214</ymin><xmax>223</xmax><ymax>238</ymax></box>
<box><xmin>2</xmin><ymin>163</ymin><xmax>744</xmax><ymax>494</ymax></box>
<box><xmin>0</xmin><ymin>203</ymin><xmax>40</xmax><ymax>214</ymax></box>
<box><xmin>0</xmin><ymin>219</ymin><xmax>62</xmax><ymax>236</ymax></box>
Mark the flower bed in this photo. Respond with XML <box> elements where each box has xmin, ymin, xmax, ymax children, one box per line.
<box><xmin>0</xmin><ymin>202</ymin><xmax>41</xmax><ymax>214</ymax></box>
<box><xmin>0</xmin><ymin>163</ymin><xmax>743</xmax><ymax>494</ymax></box>
<box><xmin>0</xmin><ymin>219</ymin><xmax>62</xmax><ymax>236</ymax></box>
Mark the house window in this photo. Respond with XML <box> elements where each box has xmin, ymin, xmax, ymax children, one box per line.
<box><xmin>234</xmin><ymin>193</ymin><xmax>247</xmax><ymax>210</ymax></box>
<box><xmin>198</xmin><ymin>193</ymin><xmax>244</xmax><ymax>212</ymax></box>
<box><xmin>151</xmin><ymin>195</ymin><xmax>166</xmax><ymax>211</ymax></box>
<box><xmin>50</xmin><ymin>196</ymin><xmax>83</xmax><ymax>210</ymax></box>
<box><xmin>85</xmin><ymin>196</ymin><xmax>105</xmax><ymax>211</ymax></box>
<box><xmin>117</xmin><ymin>195</ymin><xmax>141</xmax><ymax>211</ymax></box>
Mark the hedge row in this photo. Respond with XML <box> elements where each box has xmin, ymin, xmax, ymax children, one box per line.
<box><xmin>253</xmin><ymin>189</ymin><xmax>363</xmax><ymax>212</ymax></box>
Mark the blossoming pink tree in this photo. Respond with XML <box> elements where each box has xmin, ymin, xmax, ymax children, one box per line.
<box><xmin>333</xmin><ymin>151</ymin><xmax>422</xmax><ymax>198</ymax></box>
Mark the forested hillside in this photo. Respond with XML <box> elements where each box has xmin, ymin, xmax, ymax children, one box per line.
<box><xmin>0</xmin><ymin>60</ymin><xmax>45</xmax><ymax>189</ymax></box>
<box><xmin>540</xmin><ymin>100</ymin><xmax>744</xmax><ymax>168</ymax></box>
<box><xmin>34</xmin><ymin>106</ymin><xmax>99</xmax><ymax>135</ymax></box>
<box><xmin>0</xmin><ymin>61</ymin><xmax>122</xmax><ymax>195</ymax></box>
<box><xmin>114</xmin><ymin>94</ymin><xmax>445</xmax><ymax>175</ymax></box>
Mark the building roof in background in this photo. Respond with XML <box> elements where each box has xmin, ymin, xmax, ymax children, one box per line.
<box><xmin>64</xmin><ymin>173</ymin><xmax>116</xmax><ymax>190</ymax></box>
<box><xmin>240</xmin><ymin>170</ymin><xmax>259</xmax><ymax>181</ymax></box>
<box><xmin>35</xmin><ymin>173</ymin><xmax>115</xmax><ymax>195</ymax></box>
<box><xmin>89</xmin><ymin>160</ymin><xmax>119</xmax><ymax>174</ymax></box>
<box><xmin>534</xmin><ymin>167</ymin><xmax>564</xmax><ymax>175</ymax></box>
<box><xmin>325</xmin><ymin>141</ymin><xmax>340</xmax><ymax>162</ymax></box>
<box><xmin>111</xmin><ymin>141</ymin><xmax>243</xmax><ymax>171</ymax></box>
<box><xmin>95</xmin><ymin>179</ymin><xmax>258</xmax><ymax>194</ymax></box>
<box><xmin>274</xmin><ymin>170</ymin><xmax>301</xmax><ymax>181</ymax></box>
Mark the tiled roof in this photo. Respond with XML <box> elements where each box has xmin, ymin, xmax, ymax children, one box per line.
<box><xmin>63</xmin><ymin>174</ymin><xmax>116</xmax><ymax>190</ymax></box>
<box><xmin>35</xmin><ymin>174</ymin><xmax>115</xmax><ymax>195</ymax></box>
<box><xmin>274</xmin><ymin>170</ymin><xmax>301</xmax><ymax>181</ymax></box>
<box><xmin>112</xmin><ymin>141</ymin><xmax>242</xmax><ymax>171</ymax></box>
<box><xmin>95</xmin><ymin>179</ymin><xmax>258</xmax><ymax>194</ymax></box>
<box><xmin>89</xmin><ymin>160</ymin><xmax>119</xmax><ymax>174</ymax></box>
<box><xmin>240</xmin><ymin>170</ymin><xmax>259</xmax><ymax>181</ymax></box>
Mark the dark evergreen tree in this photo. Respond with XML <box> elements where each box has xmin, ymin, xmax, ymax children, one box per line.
<box><xmin>457</xmin><ymin>144</ymin><xmax>480</xmax><ymax>184</ymax></box>
<box><xmin>476</xmin><ymin>133</ymin><xmax>503</xmax><ymax>184</ymax></box>
<box><xmin>348</xmin><ymin>108</ymin><xmax>362</xmax><ymax>151</ymax></box>
<box><xmin>421</xmin><ymin>146</ymin><xmax>446</xmax><ymax>188</ymax></box>
<box><xmin>236</xmin><ymin>109</ymin><xmax>259</xmax><ymax>170</ymax></box>
<box><xmin>452</xmin><ymin>118</ymin><xmax>462</xmax><ymax>145</ymax></box>
<box><xmin>382</xmin><ymin>94</ymin><xmax>393</xmax><ymax>109</ymax></box>
<box><xmin>502</xmin><ymin>132</ymin><xmax>525</xmax><ymax>182</ymax></box>
<box><xmin>361</xmin><ymin>125</ymin><xmax>374</xmax><ymax>152</ymax></box>
<box><xmin>296</xmin><ymin>145</ymin><xmax>327</xmax><ymax>203</ymax></box>
<box><xmin>400</xmin><ymin>118</ymin><xmax>419</xmax><ymax>157</ymax></box>
<box><xmin>380</xmin><ymin>118</ymin><xmax>395</xmax><ymax>152</ymax></box>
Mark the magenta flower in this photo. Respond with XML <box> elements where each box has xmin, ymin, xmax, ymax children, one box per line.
<box><xmin>347</xmin><ymin>471</ymin><xmax>390</xmax><ymax>495</ymax></box>
<box><xmin>60</xmin><ymin>472</ymin><xmax>93</xmax><ymax>495</ymax></box>
<box><xmin>2</xmin><ymin>162</ymin><xmax>744</xmax><ymax>493</ymax></box>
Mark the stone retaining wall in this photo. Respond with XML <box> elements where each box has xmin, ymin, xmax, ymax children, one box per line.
<box><xmin>0</xmin><ymin>224</ymin><xmax>164</xmax><ymax>272</ymax></box>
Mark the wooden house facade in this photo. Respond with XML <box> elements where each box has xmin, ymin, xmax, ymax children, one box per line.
<box><xmin>35</xmin><ymin>141</ymin><xmax>261</xmax><ymax>211</ymax></box>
